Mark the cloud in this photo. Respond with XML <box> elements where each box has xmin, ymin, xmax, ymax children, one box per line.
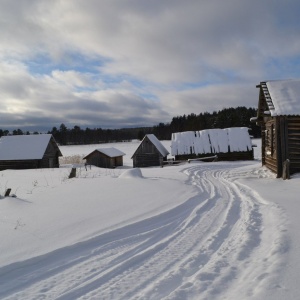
<box><xmin>0</xmin><ymin>0</ymin><xmax>300</xmax><ymax>131</ymax></box>
<box><xmin>159</xmin><ymin>83</ymin><xmax>259</xmax><ymax>117</ymax></box>
<box><xmin>0</xmin><ymin>60</ymin><xmax>168</xmax><ymax>130</ymax></box>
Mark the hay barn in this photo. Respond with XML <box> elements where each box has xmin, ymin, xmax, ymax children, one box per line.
<box><xmin>0</xmin><ymin>134</ymin><xmax>62</xmax><ymax>170</ymax></box>
<box><xmin>132</xmin><ymin>134</ymin><xmax>169</xmax><ymax>167</ymax></box>
<box><xmin>83</xmin><ymin>147</ymin><xmax>125</xmax><ymax>168</ymax></box>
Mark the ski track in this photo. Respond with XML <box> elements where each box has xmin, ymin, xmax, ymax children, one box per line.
<box><xmin>0</xmin><ymin>163</ymin><xmax>287</xmax><ymax>300</ymax></box>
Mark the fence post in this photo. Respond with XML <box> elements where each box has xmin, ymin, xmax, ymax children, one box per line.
<box><xmin>69</xmin><ymin>167</ymin><xmax>77</xmax><ymax>179</ymax></box>
<box><xmin>4</xmin><ymin>188</ymin><xmax>11</xmax><ymax>197</ymax></box>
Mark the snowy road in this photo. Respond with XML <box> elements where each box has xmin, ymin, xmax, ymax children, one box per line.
<box><xmin>0</xmin><ymin>163</ymin><xmax>288</xmax><ymax>300</ymax></box>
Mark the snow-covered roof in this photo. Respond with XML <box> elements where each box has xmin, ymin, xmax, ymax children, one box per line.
<box><xmin>0</xmin><ymin>134</ymin><xmax>57</xmax><ymax>160</ymax></box>
<box><xmin>145</xmin><ymin>134</ymin><xmax>169</xmax><ymax>156</ymax></box>
<box><xmin>265</xmin><ymin>79</ymin><xmax>300</xmax><ymax>116</ymax></box>
<box><xmin>131</xmin><ymin>134</ymin><xmax>169</xmax><ymax>158</ymax></box>
<box><xmin>85</xmin><ymin>147</ymin><xmax>125</xmax><ymax>158</ymax></box>
<box><xmin>171</xmin><ymin>128</ymin><xmax>252</xmax><ymax>156</ymax></box>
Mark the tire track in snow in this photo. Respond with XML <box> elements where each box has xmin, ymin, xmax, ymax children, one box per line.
<box><xmin>0</xmin><ymin>163</ymin><xmax>287</xmax><ymax>300</ymax></box>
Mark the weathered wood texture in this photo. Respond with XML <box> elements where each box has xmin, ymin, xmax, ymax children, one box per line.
<box><xmin>0</xmin><ymin>159</ymin><xmax>40</xmax><ymax>170</ymax></box>
<box><xmin>132</xmin><ymin>136</ymin><xmax>167</xmax><ymax>167</ymax></box>
<box><xmin>0</xmin><ymin>136</ymin><xmax>61</xmax><ymax>171</ymax></box>
<box><xmin>286</xmin><ymin>117</ymin><xmax>300</xmax><ymax>175</ymax></box>
<box><xmin>260</xmin><ymin>114</ymin><xmax>300</xmax><ymax>177</ymax></box>
<box><xmin>85</xmin><ymin>151</ymin><xmax>123</xmax><ymax>169</ymax></box>
<box><xmin>283</xmin><ymin>159</ymin><xmax>290</xmax><ymax>180</ymax></box>
<box><xmin>256</xmin><ymin>82</ymin><xmax>300</xmax><ymax>178</ymax></box>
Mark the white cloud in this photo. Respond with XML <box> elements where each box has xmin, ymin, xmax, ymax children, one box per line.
<box><xmin>51</xmin><ymin>70</ymin><xmax>97</xmax><ymax>89</ymax></box>
<box><xmin>0</xmin><ymin>60</ymin><xmax>168</xmax><ymax>130</ymax></box>
<box><xmin>0</xmin><ymin>0</ymin><xmax>300</xmax><ymax>131</ymax></box>
<box><xmin>159</xmin><ymin>83</ymin><xmax>259</xmax><ymax>117</ymax></box>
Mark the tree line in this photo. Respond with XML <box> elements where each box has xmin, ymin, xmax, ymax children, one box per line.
<box><xmin>0</xmin><ymin>106</ymin><xmax>260</xmax><ymax>145</ymax></box>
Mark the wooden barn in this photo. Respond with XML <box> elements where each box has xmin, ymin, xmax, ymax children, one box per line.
<box><xmin>0</xmin><ymin>134</ymin><xmax>62</xmax><ymax>170</ymax></box>
<box><xmin>132</xmin><ymin>134</ymin><xmax>169</xmax><ymax>167</ymax></box>
<box><xmin>83</xmin><ymin>147</ymin><xmax>125</xmax><ymax>168</ymax></box>
<box><xmin>171</xmin><ymin>127</ymin><xmax>254</xmax><ymax>161</ymax></box>
<box><xmin>254</xmin><ymin>79</ymin><xmax>300</xmax><ymax>178</ymax></box>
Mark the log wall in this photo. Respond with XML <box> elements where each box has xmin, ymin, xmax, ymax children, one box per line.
<box><xmin>132</xmin><ymin>136</ymin><xmax>166</xmax><ymax>167</ymax></box>
<box><xmin>286</xmin><ymin>116</ymin><xmax>300</xmax><ymax>175</ymax></box>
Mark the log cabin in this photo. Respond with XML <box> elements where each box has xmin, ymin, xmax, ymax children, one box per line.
<box><xmin>254</xmin><ymin>79</ymin><xmax>300</xmax><ymax>178</ymax></box>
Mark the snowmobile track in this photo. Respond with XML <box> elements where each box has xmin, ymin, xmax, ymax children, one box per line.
<box><xmin>0</xmin><ymin>163</ymin><xmax>287</xmax><ymax>300</ymax></box>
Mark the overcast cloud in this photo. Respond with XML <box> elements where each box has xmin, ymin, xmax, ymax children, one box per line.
<box><xmin>1</xmin><ymin>0</ymin><xmax>300</xmax><ymax>132</ymax></box>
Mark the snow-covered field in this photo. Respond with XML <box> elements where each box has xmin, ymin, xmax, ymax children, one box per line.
<box><xmin>0</xmin><ymin>139</ymin><xmax>299</xmax><ymax>300</ymax></box>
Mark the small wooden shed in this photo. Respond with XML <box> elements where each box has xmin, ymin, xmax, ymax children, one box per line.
<box><xmin>132</xmin><ymin>134</ymin><xmax>169</xmax><ymax>167</ymax></box>
<box><xmin>83</xmin><ymin>147</ymin><xmax>125</xmax><ymax>168</ymax></box>
<box><xmin>0</xmin><ymin>134</ymin><xmax>62</xmax><ymax>170</ymax></box>
<box><xmin>254</xmin><ymin>79</ymin><xmax>300</xmax><ymax>178</ymax></box>
<box><xmin>171</xmin><ymin>127</ymin><xmax>254</xmax><ymax>161</ymax></box>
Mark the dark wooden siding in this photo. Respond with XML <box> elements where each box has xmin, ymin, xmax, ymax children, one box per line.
<box><xmin>263</xmin><ymin>119</ymin><xmax>279</xmax><ymax>175</ymax></box>
<box><xmin>85</xmin><ymin>151</ymin><xmax>123</xmax><ymax>168</ymax></box>
<box><xmin>132</xmin><ymin>136</ymin><xmax>166</xmax><ymax>167</ymax></box>
<box><xmin>256</xmin><ymin>82</ymin><xmax>300</xmax><ymax>178</ymax></box>
<box><xmin>0</xmin><ymin>160</ymin><xmax>39</xmax><ymax>170</ymax></box>
<box><xmin>133</xmin><ymin>153</ymin><xmax>163</xmax><ymax>168</ymax></box>
<box><xmin>260</xmin><ymin>115</ymin><xmax>300</xmax><ymax>177</ymax></box>
<box><xmin>0</xmin><ymin>137</ymin><xmax>61</xmax><ymax>170</ymax></box>
<box><xmin>41</xmin><ymin>138</ymin><xmax>61</xmax><ymax>168</ymax></box>
<box><xmin>286</xmin><ymin>116</ymin><xmax>300</xmax><ymax>175</ymax></box>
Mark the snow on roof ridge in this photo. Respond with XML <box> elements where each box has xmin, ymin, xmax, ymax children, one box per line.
<box><xmin>145</xmin><ymin>134</ymin><xmax>169</xmax><ymax>157</ymax></box>
<box><xmin>95</xmin><ymin>147</ymin><xmax>126</xmax><ymax>157</ymax></box>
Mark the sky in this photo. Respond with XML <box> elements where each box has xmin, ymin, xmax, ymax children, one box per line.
<box><xmin>1</xmin><ymin>0</ymin><xmax>300</xmax><ymax>132</ymax></box>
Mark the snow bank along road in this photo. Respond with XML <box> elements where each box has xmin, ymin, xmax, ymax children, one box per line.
<box><xmin>0</xmin><ymin>162</ymin><xmax>287</xmax><ymax>299</ymax></box>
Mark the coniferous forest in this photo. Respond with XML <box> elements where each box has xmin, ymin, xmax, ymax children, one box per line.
<box><xmin>0</xmin><ymin>107</ymin><xmax>260</xmax><ymax>145</ymax></box>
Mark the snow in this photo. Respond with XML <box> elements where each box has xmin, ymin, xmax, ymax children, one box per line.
<box><xmin>0</xmin><ymin>134</ymin><xmax>54</xmax><ymax>160</ymax></box>
<box><xmin>84</xmin><ymin>147</ymin><xmax>125</xmax><ymax>158</ymax></box>
<box><xmin>171</xmin><ymin>127</ymin><xmax>252</xmax><ymax>156</ymax></box>
<box><xmin>119</xmin><ymin>168</ymin><xmax>144</xmax><ymax>179</ymax></box>
<box><xmin>144</xmin><ymin>134</ymin><xmax>169</xmax><ymax>157</ymax></box>
<box><xmin>266</xmin><ymin>79</ymin><xmax>300</xmax><ymax>116</ymax></box>
<box><xmin>0</xmin><ymin>139</ymin><xmax>299</xmax><ymax>299</ymax></box>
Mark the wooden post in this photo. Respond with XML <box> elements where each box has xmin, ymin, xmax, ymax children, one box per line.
<box><xmin>282</xmin><ymin>159</ymin><xmax>290</xmax><ymax>180</ymax></box>
<box><xmin>4</xmin><ymin>188</ymin><xmax>11</xmax><ymax>197</ymax></box>
<box><xmin>69</xmin><ymin>167</ymin><xmax>76</xmax><ymax>179</ymax></box>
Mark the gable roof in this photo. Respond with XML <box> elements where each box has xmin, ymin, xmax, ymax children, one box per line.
<box><xmin>146</xmin><ymin>134</ymin><xmax>169</xmax><ymax>156</ymax></box>
<box><xmin>261</xmin><ymin>79</ymin><xmax>300</xmax><ymax>116</ymax></box>
<box><xmin>0</xmin><ymin>134</ymin><xmax>61</xmax><ymax>160</ymax></box>
<box><xmin>132</xmin><ymin>134</ymin><xmax>169</xmax><ymax>158</ymax></box>
<box><xmin>171</xmin><ymin>127</ymin><xmax>252</xmax><ymax>156</ymax></box>
<box><xmin>84</xmin><ymin>147</ymin><xmax>125</xmax><ymax>159</ymax></box>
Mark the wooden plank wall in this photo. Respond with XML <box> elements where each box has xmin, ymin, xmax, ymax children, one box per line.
<box><xmin>287</xmin><ymin>116</ymin><xmax>300</xmax><ymax>174</ymax></box>
<box><xmin>264</xmin><ymin>119</ymin><xmax>278</xmax><ymax>175</ymax></box>
<box><xmin>133</xmin><ymin>153</ymin><xmax>161</xmax><ymax>167</ymax></box>
<box><xmin>132</xmin><ymin>136</ymin><xmax>165</xmax><ymax>167</ymax></box>
<box><xmin>0</xmin><ymin>160</ymin><xmax>39</xmax><ymax>170</ymax></box>
<box><xmin>42</xmin><ymin>140</ymin><xmax>60</xmax><ymax>168</ymax></box>
<box><xmin>85</xmin><ymin>152</ymin><xmax>115</xmax><ymax>168</ymax></box>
